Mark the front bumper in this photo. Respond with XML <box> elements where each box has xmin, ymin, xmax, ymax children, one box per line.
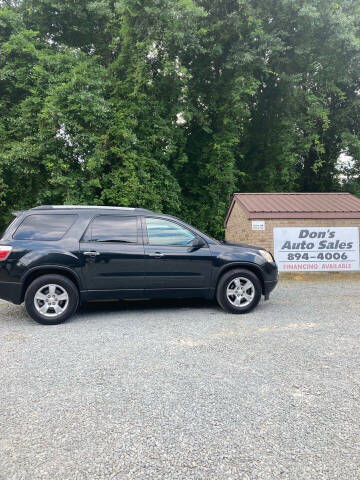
<box><xmin>262</xmin><ymin>261</ymin><xmax>278</xmax><ymax>300</ymax></box>
<box><xmin>263</xmin><ymin>279</ymin><xmax>278</xmax><ymax>300</ymax></box>
<box><xmin>0</xmin><ymin>281</ymin><xmax>22</xmax><ymax>304</ymax></box>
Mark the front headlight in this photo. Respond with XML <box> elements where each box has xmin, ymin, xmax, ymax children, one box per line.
<box><xmin>259</xmin><ymin>250</ymin><xmax>274</xmax><ymax>263</ymax></box>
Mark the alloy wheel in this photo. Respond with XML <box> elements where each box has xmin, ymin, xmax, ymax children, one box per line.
<box><xmin>226</xmin><ymin>277</ymin><xmax>255</xmax><ymax>307</ymax></box>
<box><xmin>34</xmin><ymin>284</ymin><xmax>69</xmax><ymax>317</ymax></box>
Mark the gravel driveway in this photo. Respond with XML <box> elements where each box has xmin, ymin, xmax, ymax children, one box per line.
<box><xmin>1</xmin><ymin>279</ymin><xmax>360</xmax><ymax>480</ymax></box>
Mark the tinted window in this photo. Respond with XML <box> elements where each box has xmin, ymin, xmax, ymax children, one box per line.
<box><xmin>13</xmin><ymin>215</ymin><xmax>76</xmax><ymax>241</ymax></box>
<box><xmin>145</xmin><ymin>218</ymin><xmax>195</xmax><ymax>246</ymax></box>
<box><xmin>1</xmin><ymin>216</ymin><xmax>17</xmax><ymax>239</ymax></box>
<box><xmin>87</xmin><ymin>216</ymin><xmax>138</xmax><ymax>243</ymax></box>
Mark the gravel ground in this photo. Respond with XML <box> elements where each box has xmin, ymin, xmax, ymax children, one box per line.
<box><xmin>0</xmin><ymin>279</ymin><xmax>360</xmax><ymax>480</ymax></box>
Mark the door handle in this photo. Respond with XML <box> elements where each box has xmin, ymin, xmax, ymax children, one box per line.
<box><xmin>150</xmin><ymin>252</ymin><xmax>165</xmax><ymax>258</ymax></box>
<box><xmin>84</xmin><ymin>251</ymin><xmax>100</xmax><ymax>257</ymax></box>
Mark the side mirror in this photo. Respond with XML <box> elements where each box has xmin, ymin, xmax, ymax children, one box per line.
<box><xmin>190</xmin><ymin>237</ymin><xmax>206</xmax><ymax>251</ymax></box>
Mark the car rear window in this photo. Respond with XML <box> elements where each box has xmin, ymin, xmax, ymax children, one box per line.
<box><xmin>13</xmin><ymin>214</ymin><xmax>77</xmax><ymax>241</ymax></box>
<box><xmin>0</xmin><ymin>216</ymin><xmax>17</xmax><ymax>239</ymax></box>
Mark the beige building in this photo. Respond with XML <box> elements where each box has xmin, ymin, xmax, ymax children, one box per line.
<box><xmin>225</xmin><ymin>193</ymin><xmax>360</xmax><ymax>272</ymax></box>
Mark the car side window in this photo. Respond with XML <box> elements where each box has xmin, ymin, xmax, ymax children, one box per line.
<box><xmin>85</xmin><ymin>215</ymin><xmax>138</xmax><ymax>243</ymax></box>
<box><xmin>145</xmin><ymin>218</ymin><xmax>196</xmax><ymax>246</ymax></box>
<box><xmin>13</xmin><ymin>214</ymin><xmax>77</xmax><ymax>241</ymax></box>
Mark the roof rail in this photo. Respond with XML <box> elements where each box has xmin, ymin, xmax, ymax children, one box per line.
<box><xmin>31</xmin><ymin>205</ymin><xmax>137</xmax><ymax>210</ymax></box>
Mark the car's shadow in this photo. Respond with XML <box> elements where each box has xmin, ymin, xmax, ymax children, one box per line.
<box><xmin>79</xmin><ymin>297</ymin><xmax>217</xmax><ymax>317</ymax></box>
<box><xmin>76</xmin><ymin>296</ymin><xmax>268</xmax><ymax>321</ymax></box>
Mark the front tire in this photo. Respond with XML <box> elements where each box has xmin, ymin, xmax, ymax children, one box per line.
<box><xmin>216</xmin><ymin>269</ymin><xmax>262</xmax><ymax>314</ymax></box>
<box><xmin>25</xmin><ymin>274</ymin><xmax>79</xmax><ymax>325</ymax></box>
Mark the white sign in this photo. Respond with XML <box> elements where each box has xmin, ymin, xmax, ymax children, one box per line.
<box><xmin>274</xmin><ymin>227</ymin><xmax>359</xmax><ymax>272</ymax></box>
<box><xmin>252</xmin><ymin>220</ymin><xmax>265</xmax><ymax>231</ymax></box>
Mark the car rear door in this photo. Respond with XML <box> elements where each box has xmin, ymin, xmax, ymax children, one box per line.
<box><xmin>80</xmin><ymin>215</ymin><xmax>145</xmax><ymax>298</ymax></box>
<box><xmin>141</xmin><ymin>216</ymin><xmax>213</xmax><ymax>295</ymax></box>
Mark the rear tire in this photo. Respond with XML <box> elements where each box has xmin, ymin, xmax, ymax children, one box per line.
<box><xmin>25</xmin><ymin>274</ymin><xmax>79</xmax><ymax>325</ymax></box>
<box><xmin>216</xmin><ymin>269</ymin><xmax>262</xmax><ymax>314</ymax></box>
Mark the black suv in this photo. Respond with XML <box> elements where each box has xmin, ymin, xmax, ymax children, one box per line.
<box><xmin>0</xmin><ymin>206</ymin><xmax>278</xmax><ymax>324</ymax></box>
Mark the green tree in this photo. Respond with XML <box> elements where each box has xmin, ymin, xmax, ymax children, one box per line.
<box><xmin>1</xmin><ymin>0</ymin><xmax>360</xmax><ymax>236</ymax></box>
<box><xmin>239</xmin><ymin>0</ymin><xmax>360</xmax><ymax>194</ymax></box>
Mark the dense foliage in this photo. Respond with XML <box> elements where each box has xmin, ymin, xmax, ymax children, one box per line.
<box><xmin>1</xmin><ymin>0</ymin><xmax>360</xmax><ymax>236</ymax></box>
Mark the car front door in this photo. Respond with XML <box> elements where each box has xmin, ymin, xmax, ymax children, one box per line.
<box><xmin>142</xmin><ymin>216</ymin><xmax>213</xmax><ymax>296</ymax></box>
<box><xmin>80</xmin><ymin>215</ymin><xmax>145</xmax><ymax>298</ymax></box>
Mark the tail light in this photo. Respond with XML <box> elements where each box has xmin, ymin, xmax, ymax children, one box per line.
<box><xmin>0</xmin><ymin>246</ymin><xmax>12</xmax><ymax>260</ymax></box>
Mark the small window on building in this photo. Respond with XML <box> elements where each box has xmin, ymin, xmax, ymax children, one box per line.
<box><xmin>87</xmin><ymin>215</ymin><xmax>138</xmax><ymax>243</ymax></box>
<box><xmin>13</xmin><ymin>215</ymin><xmax>77</xmax><ymax>241</ymax></box>
<box><xmin>145</xmin><ymin>218</ymin><xmax>195</xmax><ymax>246</ymax></box>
